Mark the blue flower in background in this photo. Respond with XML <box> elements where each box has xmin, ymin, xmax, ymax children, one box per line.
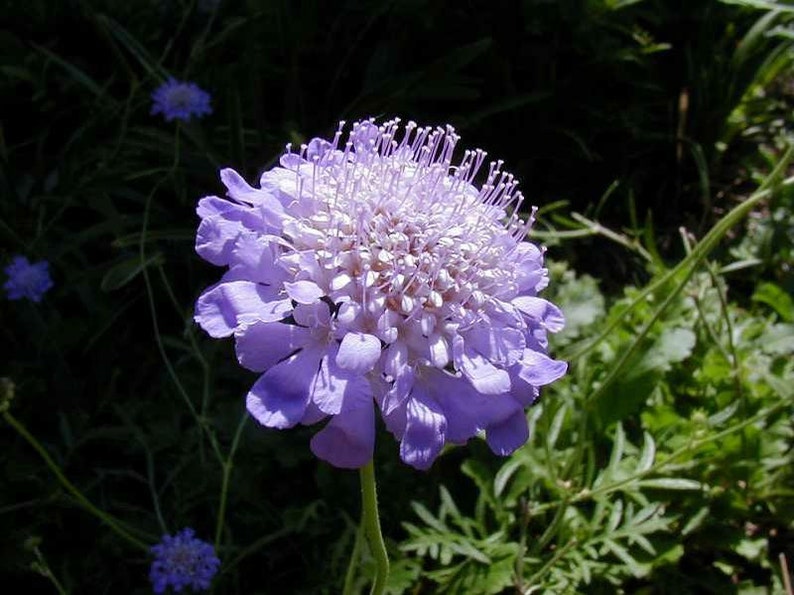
<box><xmin>150</xmin><ymin>528</ymin><xmax>220</xmax><ymax>593</ymax></box>
<box><xmin>151</xmin><ymin>78</ymin><xmax>212</xmax><ymax>122</ymax></box>
<box><xmin>3</xmin><ymin>256</ymin><xmax>53</xmax><ymax>302</ymax></box>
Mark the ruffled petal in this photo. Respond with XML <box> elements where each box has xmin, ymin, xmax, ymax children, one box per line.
<box><xmin>195</xmin><ymin>215</ymin><xmax>245</xmax><ymax>266</ymax></box>
<box><xmin>196</xmin><ymin>195</ymin><xmax>231</xmax><ymax>219</ymax></box>
<box><xmin>194</xmin><ymin>281</ymin><xmax>291</xmax><ymax>338</ymax></box>
<box><xmin>234</xmin><ymin>320</ymin><xmax>309</xmax><ymax>371</ymax></box>
<box><xmin>380</xmin><ymin>365</ymin><xmax>414</xmax><ymax>416</ymax></box>
<box><xmin>259</xmin><ymin>167</ymin><xmax>301</xmax><ymax>208</ymax></box>
<box><xmin>514</xmin><ymin>242</ymin><xmax>548</xmax><ymax>296</ymax></box>
<box><xmin>230</xmin><ymin>233</ymin><xmax>288</xmax><ymax>285</ymax></box>
<box><xmin>464</xmin><ymin>323</ymin><xmax>525</xmax><ymax>366</ymax></box>
<box><xmin>246</xmin><ymin>349</ymin><xmax>322</xmax><ymax>428</ymax></box>
<box><xmin>455</xmin><ymin>343</ymin><xmax>511</xmax><ymax>395</ymax></box>
<box><xmin>426</xmin><ymin>368</ymin><xmax>521</xmax><ymax>444</ymax></box>
<box><xmin>508</xmin><ymin>366</ymin><xmax>541</xmax><ymax>407</ymax></box>
<box><xmin>400</xmin><ymin>388</ymin><xmax>447</xmax><ymax>470</ymax></box>
<box><xmin>516</xmin><ymin>350</ymin><xmax>568</xmax><ymax>386</ymax></box>
<box><xmin>311</xmin><ymin>349</ymin><xmax>373</xmax><ymax>415</ymax></box>
<box><xmin>284</xmin><ymin>280</ymin><xmax>325</xmax><ymax>304</ymax></box>
<box><xmin>512</xmin><ymin>296</ymin><xmax>565</xmax><ymax>332</ymax></box>
<box><xmin>220</xmin><ymin>168</ymin><xmax>288</xmax><ymax>229</ymax></box>
<box><xmin>292</xmin><ymin>301</ymin><xmax>331</xmax><ymax>328</ymax></box>
<box><xmin>310</xmin><ymin>399</ymin><xmax>375</xmax><ymax>468</ymax></box>
<box><xmin>486</xmin><ymin>410</ymin><xmax>529</xmax><ymax>456</ymax></box>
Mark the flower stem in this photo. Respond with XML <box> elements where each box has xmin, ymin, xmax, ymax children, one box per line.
<box><xmin>360</xmin><ymin>460</ymin><xmax>389</xmax><ymax>595</ymax></box>
<box><xmin>3</xmin><ymin>411</ymin><xmax>149</xmax><ymax>551</ymax></box>
<box><xmin>342</xmin><ymin>524</ymin><xmax>363</xmax><ymax>595</ymax></box>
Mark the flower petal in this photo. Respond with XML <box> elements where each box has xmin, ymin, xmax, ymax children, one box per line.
<box><xmin>284</xmin><ymin>280</ymin><xmax>325</xmax><ymax>304</ymax></box>
<box><xmin>426</xmin><ymin>368</ymin><xmax>521</xmax><ymax>444</ymax></box>
<box><xmin>194</xmin><ymin>281</ymin><xmax>291</xmax><ymax>338</ymax></box>
<box><xmin>514</xmin><ymin>242</ymin><xmax>548</xmax><ymax>295</ymax></box>
<box><xmin>246</xmin><ymin>349</ymin><xmax>322</xmax><ymax>428</ymax></box>
<box><xmin>310</xmin><ymin>401</ymin><xmax>375</xmax><ymax>469</ymax></box>
<box><xmin>486</xmin><ymin>410</ymin><xmax>529</xmax><ymax>456</ymax></box>
<box><xmin>508</xmin><ymin>366</ymin><xmax>541</xmax><ymax>407</ymax></box>
<box><xmin>311</xmin><ymin>350</ymin><xmax>373</xmax><ymax>415</ymax></box>
<box><xmin>292</xmin><ymin>301</ymin><xmax>331</xmax><ymax>327</ymax></box>
<box><xmin>195</xmin><ymin>215</ymin><xmax>245</xmax><ymax>266</ymax></box>
<box><xmin>380</xmin><ymin>365</ymin><xmax>414</xmax><ymax>416</ymax></box>
<box><xmin>230</xmin><ymin>233</ymin><xmax>287</xmax><ymax>285</ymax></box>
<box><xmin>516</xmin><ymin>350</ymin><xmax>568</xmax><ymax>386</ymax></box>
<box><xmin>454</xmin><ymin>340</ymin><xmax>511</xmax><ymax>395</ymax></box>
<box><xmin>234</xmin><ymin>320</ymin><xmax>309</xmax><ymax>372</ymax></box>
<box><xmin>336</xmin><ymin>332</ymin><xmax>382</xmax><ymax>374</ymax></box>
<box><xmin>464</xmin><ymin>323</ymin><xmax>525</xmax><ymax>366</ymax></box>
<box><xmin>427</xmin><ymin>333</ymin><xmax>451</xmax><ymax>368</ymax></box>
<box><xmin>220</xmin><ymin>168</ymin><xmax>288</xmax><ymax>228</ymax></box>
<box><xmin>400</xmin><ymin>389</ymin><xmax>447</xmax><ymax>470</ymax></box>
<box><xmin>512</xmin><ymin>296</ymin><xmax>565</xmax><ymax>333</ymax></box>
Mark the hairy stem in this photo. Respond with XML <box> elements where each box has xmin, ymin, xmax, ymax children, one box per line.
<box><xmin>360</xmin><ymin>460</ymin><xmax>389</xmax><ymax>595</ymax></box>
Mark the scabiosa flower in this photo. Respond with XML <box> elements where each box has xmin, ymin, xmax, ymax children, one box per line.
<box><xmin>149</xmin><ymin>528</ymin><xmax>220</xmax><ymax>594</ymax></box>
<box><xmin>151</xmin><ymin>78</ymin><xmax>212</xmax><ymax>122</ymax></box>
<box><xmin>3</xmin><ymin>255</ymin><xmax>53</xmax><ymax>302</ymax></box>
<box><xmin>194</xmin><ymin>118</ymin><xmax>567</xmax><ymax>470</ymax></box>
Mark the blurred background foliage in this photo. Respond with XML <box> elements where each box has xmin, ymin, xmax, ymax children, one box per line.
<box><xmin>1</xmin><ymin>0</ymin><xmax>792</xmax><ymax>593</ymax></box>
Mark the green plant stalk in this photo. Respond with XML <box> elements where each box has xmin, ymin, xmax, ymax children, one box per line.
<box><xmin>138</xmin><ymin>134</ymin><xmax>224</xmax><ymax>467</ymax></box>
<box><xmin>3</xmin><ymin>411</ymin><xmax>149</xmax><ymax>551</ymax></box>
<box><xmin>360</xmin><ymin>460</ymin><xmax>389</xmax><ymax>595</ymax></box>
<box><xmin>31</xmin><ymin>544</ymin><xmax>69</xmax><ymax>595</ymax></box>
<box><xmin>214</xmin><ymin>409</ymin><xmax>248</xmax><ymax>549</ymax></box>
<box><xmin>578</xmin><ymin>398</ymin><xmax>788</xmax><ymax>502</ymax></box>
<box><xmin>526</xmin><ymin>395</ymin><xmax>789</xmax><ymax>518</ymax></box>
<box><xmin>219</xmin><ymin>525</ymin><xmax>294</xmax><ymax>576</ymax></box>
<box><xmin>580</xmin><ymin>171</ymin><xmax>794</xmax><ymax>406</ymax></box>
<box><xmin>342</xmin><ymin>525</ymin><xmax>364</xmax><ymax>595</ymax></box>
<box><xmin>561</xmin><ymin>167</ymin><xmax>794</xmax><ymax>363</ymax></box>
<box><xmin>524</xmin><ymin>538</ymin><xmax>578</xmax><ymax>588</ymax></box>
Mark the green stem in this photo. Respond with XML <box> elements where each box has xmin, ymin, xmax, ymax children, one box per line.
<box><xmin>342</xmin><ymin>524</ymin><xmax>364</xmax><ymax>595</ymax></box>
<box><xmin>214</xmin><ymin>409</ymin><xmax>248</xmax><ymax>549</ymax></box>
<box><xmin>30</xmin><ymin>544</ymin><xmax>69</xmax><ymax>595</ymax></box>
<box><xmin>3</xmin><ymin>411</ymin><xmax>149</xmax><ymax>551</ymax></box>
<box><xmin>360</xmin><ymin>460</ymin><xmax>389</xmax><ymax>595</ymax></box>
<box><xmin>561</xmin><ymin>169</ymin><xmax>794</xmax><ymax>363</ymax></box>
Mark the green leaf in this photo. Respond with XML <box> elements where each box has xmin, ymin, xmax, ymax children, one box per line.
<box><xmin>607</xmin><ymin>499</ymin><xmax>624</xmax><ymax>533</ymax></box>
<box><xmin>100</xmin><ymin>253</ymin><xmax>164</xmax><ymax>291</ymax></box>
<box><xmin>493</xmin><ymin>459</ymin><xmax>522</xmax><ymax>499</ymax></box>
<box><xmin>637</xmin><ymin>327</ymin><xmax>697</xmax><ymax>374</ymax></box>
<box><xmin>410</xmin><ymin>502</ymin><xmax>448</xmax><ymax>533</ymax></box>
<box><xmin>752</xmin><ymin>282</ymin><xmax>794</xmax><ymax>322</ymax></box>
<box><xmin>636</xmin><ymin>432</ymin><xmax>656</xmax><ymax>474</ymax></box>
<box><xmin>637</xmin><ymin>478</ymin><xmax>703</xmax><ymax>490</ymax></box>
<box><xmin>553</xmin><ymin>272</ymin><xmax>605</xmax><ymax>339</ymax></box>
<box><xmin>597</xmin><ymin>327</ymin><xmax>696</xmax><ymax>426</ymax></box>
<box><xmin>32</xmin><ymin>43</ymin><xmax>108</xmax><ymax>99</ymax></box>
<box><xmin>608</xmin><ymin>423</ymin><xmax>626</xmax><ymax>474</ymax></box>
<box><xmin>756</xmin><ymin>323</ymin><xmax>794</xmax><ymax>356</ymax></box>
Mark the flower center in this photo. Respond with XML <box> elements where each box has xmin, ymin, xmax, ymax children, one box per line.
<box><xmin>167</xmin><ymin>86</ymin><xmax>193</xmax><ymax>109</ymax></box>
<box><xmin>278</xmin><ymin>120</ymin><xmax>531</xmax><ymax>348</ymax></box>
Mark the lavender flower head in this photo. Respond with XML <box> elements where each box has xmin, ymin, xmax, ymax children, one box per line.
<box><xmin>194</xmin><ymin>118</ymin><xmax>567</xmax><ymax>470</ymax></box>
<box><xmin>150</xmin><ymin>528</ymin><xmax>220</xmax><ymax>593</ymax></box>
<box><xmin>3</xmin><ymin>255</ymin><xmax>53</xmax><ymax>302</ymax></box>
<box><xmin>151</xmin><ymin>78</ymin><xmax>212</xmax><ymax>122</ymax></box>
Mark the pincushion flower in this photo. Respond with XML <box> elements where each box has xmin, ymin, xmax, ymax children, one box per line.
<box><xmin>150</xmin><ymin>528</ymin><xmax>220</xmax><ymax>593</ymax></box>
<box><xmin>194</xmin><ymin>118</ymin><xmax>567</xmax><ymax>470</ymax></box>
<box><xmin>151</xmin><ymin>78</ymin><xmax>212</xmax><ymax>122</ymax></box>
<box><xmin>3</xmin><ymin>255</ymin><xmax>54</xmax><ymax>302</ymax></box>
